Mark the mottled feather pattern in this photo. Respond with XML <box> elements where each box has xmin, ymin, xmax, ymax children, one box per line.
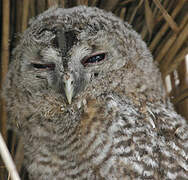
<box><xmin>2</xmin><ymin>6</ymin><xmax>188</xmax><ymax>179</ymax></box>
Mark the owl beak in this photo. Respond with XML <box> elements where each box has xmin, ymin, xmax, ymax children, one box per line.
<box><xmin>63</xmin><ymin>73</ymin><xmax>74</xmax><ymax>104</ymax></box>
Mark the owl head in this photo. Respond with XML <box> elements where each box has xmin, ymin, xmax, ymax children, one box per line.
<box><xmin>4</xmin><ymin>6</ymin><xmax>164</xmax><ymax>110</ymax></box>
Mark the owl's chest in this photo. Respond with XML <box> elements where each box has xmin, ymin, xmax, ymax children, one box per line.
<box><xmin>24</xmin><ymin>92</ymin><xmax>160</xmax><ymax>179</ymax></box>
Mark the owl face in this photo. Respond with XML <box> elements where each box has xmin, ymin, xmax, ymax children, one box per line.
<box><xmin>18</xmin><ymin>23</ymin><xmax>126</xmax><ymax>105</ymax></box>
<box><xmin>8</xmin><ymin>6</ymin><xmax>163</xmax><ymax>109</ymax></box>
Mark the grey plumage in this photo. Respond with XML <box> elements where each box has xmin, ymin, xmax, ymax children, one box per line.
<box><xmin>2</xmin><ymin>6</ymin><xmax>188</xmax><ymax>179</ymax></box>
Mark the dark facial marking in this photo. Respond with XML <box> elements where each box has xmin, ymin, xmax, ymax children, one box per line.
<box><xmin>53</xmin><ymin>29</ymin><xmax>78</xmax><ymax>69</ymax></box>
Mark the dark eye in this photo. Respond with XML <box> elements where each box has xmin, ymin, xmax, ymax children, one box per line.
<box><xmin>31</xmin><ymin>63</ymin><xmax>55</xmax><ymax>70</ymax></box>
<box><xmin>82</xmin><ymin>53</ymin><xmax>106</xmax><ymax>66</ymax></box>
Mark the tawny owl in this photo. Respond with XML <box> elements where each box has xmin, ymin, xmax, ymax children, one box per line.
<box><xmin>2</xmin><ymin>6</ymin><xmax>188</xmax><ymax>179</ymax></box>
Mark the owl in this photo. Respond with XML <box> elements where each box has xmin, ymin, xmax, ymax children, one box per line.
<box><xmin>2</xmin><ymin>6</ymin><xmax>188</xmax><ymax>180</ymax></box>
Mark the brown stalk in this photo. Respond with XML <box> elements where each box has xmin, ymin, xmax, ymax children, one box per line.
<box><xmin>29</xmin><ymin>0</ymin><xmax>36</xmax><ymax>19</ymax></box>
<box><xmin>140</xmin><ymin>25</ymin><xmax>148</xmax><ymax>40</ymax></box>
<box><xmin>22</xmin><ymin>0</ymin><xmax>30</xmax><ymax>32</ymax></box>
<box><xmin>172</xmin><ymin>86</ymin><xmax>188</xmax><ymax>105</ymax></box>
<box><xmin>176</xmin><ymin>59</ymin><xmax>188</xmax><ymax>118</ymax></box>
<box><xmin>129</xmin><ymin>0</ymin><xmax>143</xmax><ymax>24</ymax></box>
<box><xmin>0</xmin><ymin>0</ymin><xmax>10</xmax><ymax>142</ymax></box>
<box><xmin>100</xmin><ymin>0</ymin><xmax>119</xmax><ymax>11</ymax></box>
<box><xmin>14</xmin><ymin>139</ymin><xmax>24</xmax><ymax>173</ymax></box>
<box><xmin>155</xmin><ymin>33</ymin><xmax>177</xmax><ymax>63</ymax></box>
<box><xmin>144</xmin><ymin>0</ymin><xmax>154</xmax><ymax>37</ymax></box>
<box><xmin>119</xmin><ymin>0</ymin><xmax>135</xmax><ymax>6</ymax></box>
<box><xmin>125</xmin><ymin>2</ymin><xmax>136</xmax><ymax>22</ymax></box>
<box><xmin>153</xmin><ymin>0</ymin><xmax>179</xmax><ymax>32</ymax></box>
<box><xmin>155</xmin><ymin>0</ymin><xmax>174</xmax><ymax>24</ymax></box>
<box><xmin>164</xmin><ymin>47</ymin><xmax>188</xmax><ymax>77</ymax></box>
<box><xmin>37</xmin><ymin>0</ymin><xmax>47</xmax><ymax>14</ymax></box>
<box><xmin>149</xmin><ymin>0</ymin><xmax>186</xmax><ymax>51</ymax></box>
<box><xmin>88</xmin><ymin>0</ymin><xmax>99</xmax><ymax>6</ymax></box>
<box><xmin>59</xmin><ymin>0</ymin><xmax>65</xmax><ymax>8</ymax></box>
<box><xmin>160</xmin><ymin>22</ymin><xmax>188</xmax><ymax>74</ymax></box>
<box><xmin>16</xmin><ymin>0</ymin><xmax>23</xmax><ymax>33</ymax></box>
<box><xmin>47</xmin><ymin>0</ymin><xmax>58</xmax><ymax>8</ymax></box>
<box><xmin>156</xmin><ymin>11</ymin><xmax>188</xmax><ymax>64</ymax></box>
<box><xmin>177</xmin><ymin>59</ymin><xmax>188</xmax><ymax>91</ymax></box>
<box><xmin>77</xmin><ymin>0</ymin><xmax>88</xmax><ymax>6</ymax></box>
<box><xmin>153</xmin><ymin>0</ymin><xmax>169</xmax><ymax>18</ymax></box>
<box><xmin>119</xmin><ymin>8</ymin><xmax>126</xmax><ymax>20</ymax></box>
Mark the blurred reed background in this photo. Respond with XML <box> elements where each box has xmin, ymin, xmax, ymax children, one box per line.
<box><xmin>0</xmin><ymin>0</ymin><xmax>187</xmax><ymax>179</ymax></box>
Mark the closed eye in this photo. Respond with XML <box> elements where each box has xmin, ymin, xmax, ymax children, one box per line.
<box><xmin>82</xmin><ymin>53</ymin><xmax>106</xmax><ymax>66</ymax></box>
<box><xmin>31</xmin><ymin>63</ymin><xmax>55</xmax><ymax>70</ymax></box>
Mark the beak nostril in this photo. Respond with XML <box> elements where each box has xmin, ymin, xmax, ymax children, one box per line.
<box><xmin>64</xmin><ymin>74</ymin><xmax>70</xmax><ymax>81</ymax></box>
<box><xmin>94</xmin><ymin>73</ymin><xmax>99</xmax><ymax>77</ymax></box>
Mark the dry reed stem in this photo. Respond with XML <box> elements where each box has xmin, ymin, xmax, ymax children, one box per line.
<box><xmin>149</xmin><ymin>0</ymin><xmax>186</xmax><ymax>51</ymax></box>
<box><xmin>144</xmin><ymin>0</ymin><xmax>154</xmax><ymax>37</ymax></box>
<box><xmin>16</xmin><ymin>0</ymin><xmax>23</xmax><ymax>33</ymax></box>
<box><xmin>0</xmin><ymin>133</ymin><xmax>21</xmax><ymax>180</ymax></box>
<box><xmin>22</xmin><ymin>0</ymin><xmax>30</xmax><ymax>32</ymax></box>
<box><xmin>89</xmin><ymin>0</ymin><xmax>98</xmax><ymax>6</ymax></box>
<box><xmin>48</xmin><ymin>0</ymin><xmax>58</xmax><ymax>7</ymax></box>
<box><xmin>29</xmin><ymin>0</ymin><xmax>36</xmax><ymax>19</ymax></box>
<box><xmin>172</xmin><ymin>86</ymin><xmax>188</xmax><ymax>105</ymax></box>
<box><xmin>77</xmin><ymin>0</ymin><xmax>88</xmax><ymax>6</ymax></box>
<box><xmin>37</xmin><ymin>0</ymin><xmax>47</xmax><ymax>13</ymax></box>
<box><xmin>157</xmin><ymin>10</ymin><xmax>188</xmax><ymax>64</ymax></box>
<box><xmin>119</xmin><ymin>0</ymin><xmax>135</xmax><ymax>6</ymax></box>
<box><xmin>113</xmin><ymin>8</ymin><xmax>120</xmax><ymax>18</ymax></box>
<box><xmin>154</xmin><ymin>0</ymin><xmax>169</xmax><ymax>18</ymax></box>
<box><xmin>119</xmin><ymin>8</ymin><xmax>126</xmax><ymax>20</ymax></box>
<box><xmin>176</xmin><ymin>61</ymin><xmax>188</xmax><ymax>118</ymax></box>
<box><xmin>14</xmin><ymin>139</ymin><xmax>24</xmax><ymax>173</ymax></box>
<box><xmin>156</xmin><ymin>33</ymin><xmax>177</xmax><ymax>63</ymax></box>
<box><xmin>100</xmin><ymin>0</ymin><xmax>119</xmax><ymax>11</ymax></box>
<box><xmin>164</xmin><ymin>47</ymin><xmax>188</xmax><ymax>76</ymax></box>
<box><xmin>58</xmin><ymin>0</ymin><xmax>65</xmax><ymax>8</ymax></box>
<box><xmin>176</xmin><ymin>99</ymin><xmax>188</xmax><ymax>120</ymax></box>
<box><xmin>153</xmin><ymin>0</ymin><xmax>179</xmax><ymax>32</ymax></box>
<box><xmin>125</xmin><ymin>2</ymin><xmax>135</xmax><ymax>23</ymax></box>
<box><xmin>178</xmin><ymin>60</ymin><xmax>187</xmax><ymax>90</ymax></box>
<box><xmin>0</xmin><ymin>0</ymin><xmax>10</xmax><ymax>142</ymax></box>
<box><xmin>161</xmin><ymin>22</ymin><xmax>188</xmax><ymax>74</ymax></box>
<box><xmin>140</xmin><ymin>25</ymin><xmax>148</xmax><ymax>40</ymax></box>
<box><xmin>129</xmin><ymin>0</ymin><xmax>143</xmax><ymax>24</ymax></box>
<box><xmin>178</xmin><ymin>58</ymin><xmax>188</xmax><ymax>118</ymax></box>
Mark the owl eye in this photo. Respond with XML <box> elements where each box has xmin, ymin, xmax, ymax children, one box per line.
<box><xmin>82</xmin><ymin>53</ymin><xmax>106</xmax><ymax>66</ymax></box>
<box><xmin>31</xmin><ymin>63</ymin><xmax>55</xmax><ymax>70</ymax></box>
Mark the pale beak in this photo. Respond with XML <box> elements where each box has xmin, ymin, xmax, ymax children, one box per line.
<box><xmin>63</xmin><ymin>73</ymin><xmax>74</xmax><ymax>104</ymax></box>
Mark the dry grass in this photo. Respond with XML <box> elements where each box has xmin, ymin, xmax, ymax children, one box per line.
<box><xmin>0</xmin><ymin>0</ymin><xmax>187</xmax><ymax>179</ymax></box>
